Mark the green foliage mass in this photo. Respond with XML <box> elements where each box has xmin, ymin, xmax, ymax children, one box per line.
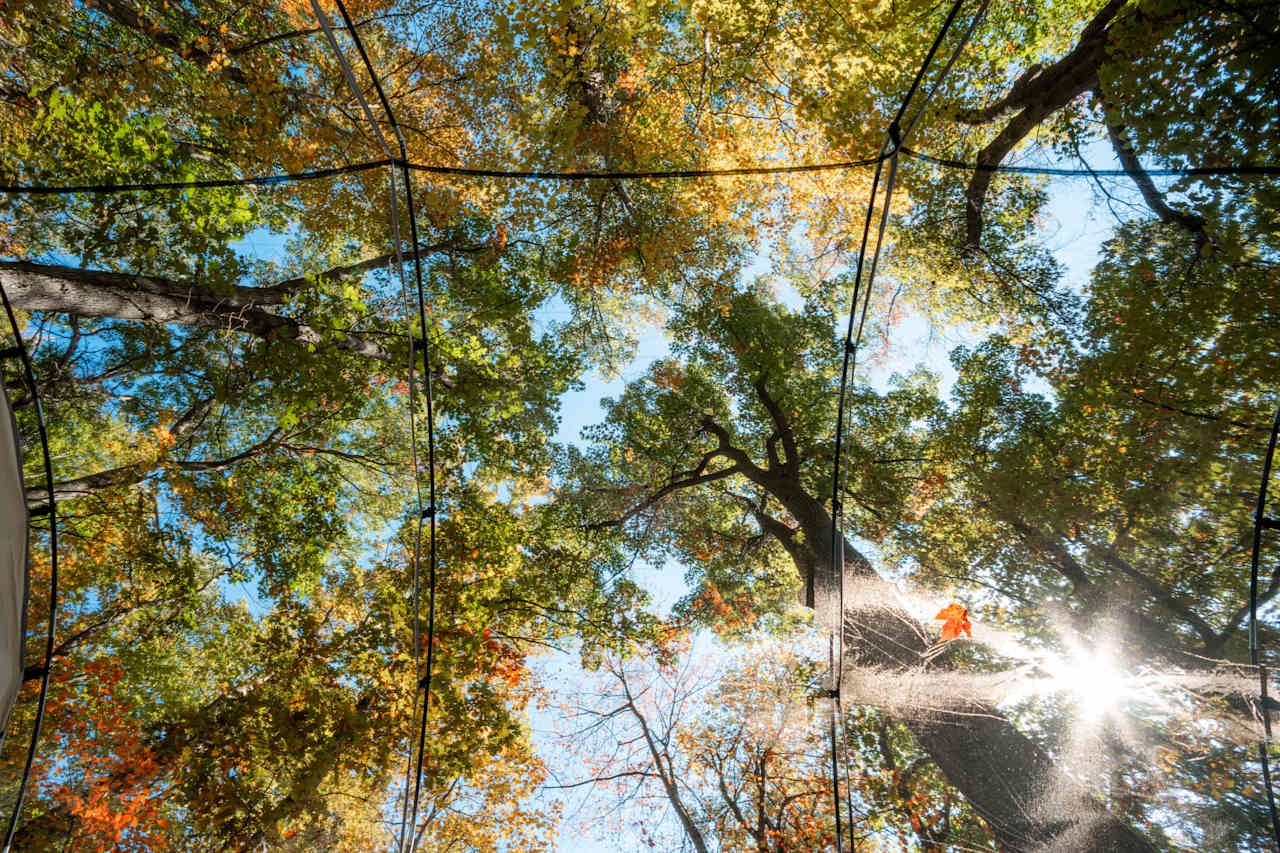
<box><xmin>0</xmin><ymin>0</ymin><xmax>1276</xmax><ymax>848</ymax></box>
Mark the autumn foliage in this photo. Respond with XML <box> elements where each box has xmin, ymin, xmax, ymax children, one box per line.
<box><xmin>934</xmin><ymin>604</ymin><xmax>972</xmax><ymax>642</ymax></box>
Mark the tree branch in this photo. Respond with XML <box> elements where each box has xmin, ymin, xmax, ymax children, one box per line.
<box><xmin>1</xmin><ymin>261</ymin><xmax>390</xmax><ymax>359</ymax></box>
<box><xmin>25</xmin><ymin>426</ymin><xmax>284</xmax><ymax>505</ymax></box>
<box><xmin>82</xmin><ymin>0</ymin><xmax>252</xmax><ymax>85</ymax></box>
<box><xmin>960</xmin><ymin>0</ymin><xmax>1130</xmax><ymax>252</ymax></box>
<box><xmin>585</xmin><ymin>455</ymin><xmax>742</xmax><ymax>531</ymax></box>
<box><xmin>1101</xmin><ymin>110</ymin><xmax>1210</xmax><ymax>244</ymax></box>
<box><xmin>753</xmin><ymin>377</ymin><xmax>799</xmax><ymax>472</ymax></box>
<box><xmin>617</xmin><ymin>669</ymin><xmax>710</xmax><ymax>853</ymax></box>
<box><xmin>1092</xmin><ymin>543</ymin><xmax>1218</xmax><ymax>646</ymax></box>
<box><xmin>1002</xmin><ymin>512</ymin><xmax>1217</xmax><ymax>665</ymax></box>
<box><xmin>1128</xmin><ymin>391</ymin><xmax>1269</xmax><ymax>433</ymax></box>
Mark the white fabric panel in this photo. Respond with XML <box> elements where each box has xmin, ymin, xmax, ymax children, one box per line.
<box><xmin>0</xmin><ymin>382</ymin><xmax>29</xmax><ymax>736</ymax></box>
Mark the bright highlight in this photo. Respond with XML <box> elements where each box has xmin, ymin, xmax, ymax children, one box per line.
<box><xmin>1045</xmin><ymin>649</ymin><xmax>1130</xmax><ymax>718</ymax></box>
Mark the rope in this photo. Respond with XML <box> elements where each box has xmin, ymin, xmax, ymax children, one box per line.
<box><xmin>3</xmin><ymin>150</ymin><xmax>1277</xmax><ymax>197</ymax></box>
<box><xmin>826</xmin><ymin>0</ymin><xmax>988</xmax><ymax>847</ymax></box>
<box><xmin>0</xmin><ymin>160</ymin><xmax>393</xmax><ymax>194</ymax></box>
<box><xmin>1249</xmin><ymin>402</ymin><xmax>1280</xmax><ymax>852</ymax></box>
<box><xmin>0</xmin><ymin>283</ymin><xmax>58</xmax><ymax>853</ymax></box>
<box><xmin>308</xmin><ymin>3</ymin><xmax>441</xmax><ymax>850</ymax></box>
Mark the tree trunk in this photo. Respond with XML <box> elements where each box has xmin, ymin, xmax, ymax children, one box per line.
<box><xmin>903</xmin><ymin>701</ymin><xmax>1155</xmax><ymax>853</ymax></box>
<box><xmin>768</xmin><ymin>482</ymin><xmax>1158</xmax><ymax>853</ymax></box>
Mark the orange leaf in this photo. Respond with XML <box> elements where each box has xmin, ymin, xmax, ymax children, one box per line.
<box><xmin>934</xmin><ymin>603</ymin><xmax>972</xmax><ymax>641</ymax></box>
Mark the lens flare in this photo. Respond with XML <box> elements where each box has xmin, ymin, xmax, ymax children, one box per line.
<box><xmin>1045</xmin><ymin>649</ymin><xmax>1129</xmax><ymax>718</ymax></box>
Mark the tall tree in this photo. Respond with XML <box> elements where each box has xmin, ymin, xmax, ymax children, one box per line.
<box><xmin>561</xmin><ymin>288</ymin><xmax>1166</xmax><ymax>851</ymax></box>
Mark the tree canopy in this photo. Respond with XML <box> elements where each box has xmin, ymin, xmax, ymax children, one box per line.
<box><xmin>0</xmin><ymin>0</ymin><xmax>1278</xmax><ymax>849</ymax></box>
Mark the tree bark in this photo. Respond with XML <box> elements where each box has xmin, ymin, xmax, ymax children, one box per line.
<box><xmin>0</xmin><ymin>261</ymin><xmax>392</xmax><ymax>359</ymax></box>
<box><xmin>782</xmin><ymin>492</ymin><xmax>1159</xmax><ymax>852</ymax></box>
<box><xmin>675</xmin><ymin>405</ymin><xmax>1160</xmax><ymax>853</ymax></box>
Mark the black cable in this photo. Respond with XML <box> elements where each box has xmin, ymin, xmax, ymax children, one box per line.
<box><xmin>826</xmin><ymin>636</ymin><xmax>845</xmax><ymax>851</ymax></box>
<box><xmin>1249</xmin><ymin>402</ymin><xmax>1280</xmax><ymax>852</ymax></box>
<box><xmin>902</xmin><ymin>147</ymin><xmax>1280</xmax><ymax>178</ymax></box>
<box><xmin>883</xmin><ymin>0</ymin><xmax>969</xmax><ymax>141</ymax></box>
<box><xmin>0</xmin><ymin>155</ymin><xmax>887</xmax><ymax>196</ymax></box>
<box><xmin>0</xmin><ymin>283</ymin><xmax>58</xmax><ymax>853</ymax></box>
<box><xmin>826</xmin><ymin>0</ymin><xmax>987</xmax><ymax>848</ymax></box>
<box><xmin>4</xmin><ymin>149</ymin><xmax>1278</xmax><ymax>197</ymax></box>
<box><xmin>405</xmin><ymin>156</ymin><xmax>886</xmax><ymax>180</ymax></box>
<box><xmin>306</xmin><ymin>7</ymin><xmax>427</xmax><ymax>850</ymax></box>
<box><xmin>0</xmin><ymin>159</ymin><xmax>393</xmax><ymax>194</ymax></box>
<box><xmin>312</xmin><ymin>3</ymin><xmax>440</xmax><ymax>850</ymax></box>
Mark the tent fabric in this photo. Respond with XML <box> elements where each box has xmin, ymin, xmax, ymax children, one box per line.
<box><xmin>0</xmin><ymin>379</ymin><xmax>29</xmax><ymax>739</ymax></box>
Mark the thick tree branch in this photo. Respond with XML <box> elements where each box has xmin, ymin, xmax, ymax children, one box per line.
<box><xmin>0</xmin><ymin>261</ymin><xmax>390</xmax><ymax>359</ymax></box>
<box><xmin>82</xmin><ymin>0</ymin><xmax>252</xmax><ymax>85</ymax></box>
<box><xmin>954</xmin><ymin>63</ymin><xmax>1047</xmax><ymax>125</ymax></box>
<box><xmin>699</xmin><ymin>417</ymin><xmax>771</xmax><ymax>485</ymax></box>
<box><xmin>587</xmin><ymin>414</ymin><xmax>779</xmax><ymax>532</ymax></box>
<box><xmin>270</xmin><ymin>240</ymin><xmax>488</xmax><ymax>296</ymax></box>
<box><xmin>169</xmin><ymin>394</ymin><xmax>217</xmax><ymax>450</ymax></box>
<box><xmin>1217</xmin><ymin>562</ymin><xmax>1280</xmax><ymax>656</ymax></box>
<box><xmin>753</xmin><ymin>377</ymin><xmax>799</xmax><ymax>473</ymax></box>
<box><xmin>1002</xmin><ymin>512</ymin><xmax>1216</xmax><ymax>665</ymax></box>
<box><xmin>960</xmin><ymin>0</ymin><xmax>1130</xmax><ymax>252</ymax></box>
<box><xmin>717</xmin><ymin>772</ymin><xmax>756</xmax><ymax>838</ymax></box>
<box><xmin>1102</xmin><ymin>112</ymin><xmax>1209</xmax><ymax>243</ymax></box>
<box><xmin>1093</xmin><ymin>543</ymin><xmax>1218</xmax><ymax>646</ymax></box>
<box><xmin>1</xmin><ymin>241</ymin><xmax>478</xmax><ymax>358</ymax></box>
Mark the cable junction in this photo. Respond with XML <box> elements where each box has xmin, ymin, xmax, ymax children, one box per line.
<box><xmin>825</xmin><ymin>0</ymin><xmax>989</xmax><ymax>847</ymax></box>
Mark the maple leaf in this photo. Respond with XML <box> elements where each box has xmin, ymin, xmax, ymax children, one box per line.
<box><xmin>934</xmin><ymin>603</ymin><xmax>972</xmax><ymax>641</ymax></box>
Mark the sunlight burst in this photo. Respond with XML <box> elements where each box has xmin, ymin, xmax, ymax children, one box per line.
<box><xmin>1045</xmin><ymin>648</ymin><xmax>1131</xmax><ymax>718</ymax></box>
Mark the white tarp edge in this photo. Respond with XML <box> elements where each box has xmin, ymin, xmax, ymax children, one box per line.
<box><xmin>0</xmin><ymin>381</ymin><xmax>29</xmax><ymax>736</ymax></box>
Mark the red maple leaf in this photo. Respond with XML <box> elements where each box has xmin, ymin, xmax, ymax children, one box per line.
<box><xmin>935</xmin><ymin>603</ymin><xmax>972</xmax><ymax>641</ymax></box>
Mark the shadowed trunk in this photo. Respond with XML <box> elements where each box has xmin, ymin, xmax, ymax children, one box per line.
<box><xmin>780</xmin><ymin>488</ymin><xmax>1159</xmax><ymax>853</ymax></box>
<box><xmin>716</xmin><ymin>429</ymin><xmax>1159</xmax><ymax>853</ymax></box>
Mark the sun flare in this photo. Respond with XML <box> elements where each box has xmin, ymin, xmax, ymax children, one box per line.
<box><xmin>1045</xmin><ymin>649</ymin><xmax>1131</xmax><ymax>718</ymax></box>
